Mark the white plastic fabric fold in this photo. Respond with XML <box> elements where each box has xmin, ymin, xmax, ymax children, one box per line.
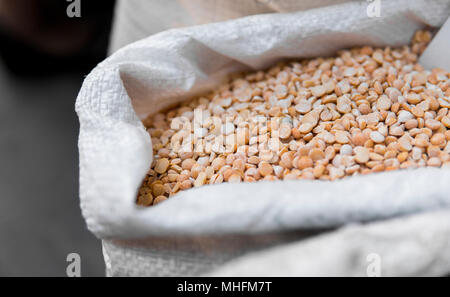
<box><xmin>208</xmin><ymin>209</ymin><xmax>450</xmax><ymax>277</ymax></box>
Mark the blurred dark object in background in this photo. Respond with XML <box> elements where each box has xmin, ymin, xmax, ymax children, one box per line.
<box><xmin>0</xmin><ymin>0</ymin><xmax>116</xmax><ymax>76</ymax></box>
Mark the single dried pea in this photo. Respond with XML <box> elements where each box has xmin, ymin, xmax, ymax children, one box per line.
<box><xmin>258</xmin><ymin>162</ymin><xmax>273</xmax><ymax>177</ymax></box>
<box><xmin>354</xmin><ymin>146</ymin><xmax>370</xmax><ymax>163</ymax></box>
<box><xmin>154</xmin><ymin>158</ymin><xmax>170</xmax><ymax>174</ymax></box>
<box><xmin>153</xmin><ymin>196</ymin><xmax>168</xmax><ymax>205</ymax></box>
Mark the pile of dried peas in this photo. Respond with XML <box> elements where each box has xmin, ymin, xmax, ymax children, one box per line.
<box><xmin>137</xmin><ymin>31</ymin><xmax>450</xmax><ymax>207</ymax></box>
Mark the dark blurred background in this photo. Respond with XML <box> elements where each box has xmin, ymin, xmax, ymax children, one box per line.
<box><xmin>0</xmin><ymin>0</ymin><xmax>116</xmax><ymax>276</ymax></box>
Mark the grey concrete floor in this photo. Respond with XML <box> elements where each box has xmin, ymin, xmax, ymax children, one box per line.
<box><xmin>0</xmin><ymin>62</ymin><xmax>105</xmax><ymax>276</ymax></box>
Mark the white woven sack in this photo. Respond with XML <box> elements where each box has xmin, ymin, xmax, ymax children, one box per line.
<box><xmin>109</xmin><ymin>0</ymin><xmax>354</xmax><ymax>53</ymax></box>
<box><xmin>207</xmin><ymin>209</ymin><xmax>450</xmax><ymax>277</ymax></box>
<box><xmin>76</xmin><ymin>0</ymin><xmax>450</xmax><ymax>276</ymax></box>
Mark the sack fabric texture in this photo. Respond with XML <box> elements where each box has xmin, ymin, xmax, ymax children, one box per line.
<box><xmin>76</xmin><ymin>0</ymin><xmax>450</xmax><ymax>276</ymax></box>
<box><xmin>109</xmin><ymin>0</ymin><xmax>355</xmax><ymax>53</ymax></box>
